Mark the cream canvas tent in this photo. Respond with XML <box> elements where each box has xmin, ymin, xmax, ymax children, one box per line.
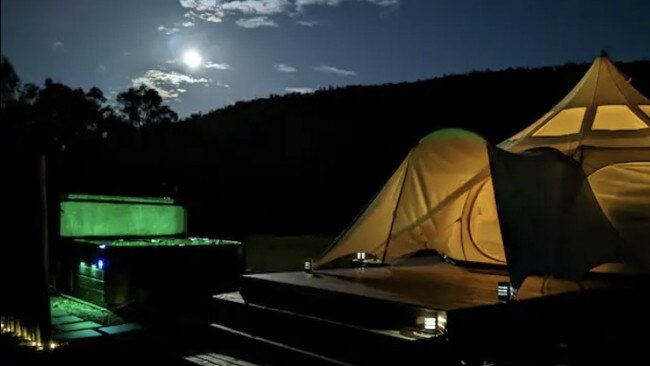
<box><xmin>315</xmin><ymin>54</ymin><xmax>650</xmax><ymax>286</ymax></box>
<box><xmin>500</xmin><ymin>54</ymin><xmax>650</xmax><ymax>258</ymax></box>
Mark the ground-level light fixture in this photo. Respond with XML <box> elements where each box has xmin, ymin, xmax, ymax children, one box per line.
<box><xmin>498</xmin><ymin>281</ymin><xmax>516</xmax><ymax>302</ymax></box>
<box><xmin>351</xmin><ymin>252</ymin><xmax>384</xmax><ymax>268</ymax></box>
<box><xmin>304</xmin><ymin>258</ymin><xmax>314</xmax><ymax>273</ymax></box>
<box><xmin>416</xmin><ymin>310</ymin><xmax>447</xmax><ymax>336</ymax></box>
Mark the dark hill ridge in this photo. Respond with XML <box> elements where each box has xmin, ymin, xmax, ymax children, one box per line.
<box><xmin>63</xmin><ymin>60</ymin><xmax>650</xmax><ymax>237</ymax></box>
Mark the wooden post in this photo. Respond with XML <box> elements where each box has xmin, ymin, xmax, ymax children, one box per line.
<box><xmin>38</xmin><ymin>155</ymin><xmax>52</xmax><ymax>345</ymax></box>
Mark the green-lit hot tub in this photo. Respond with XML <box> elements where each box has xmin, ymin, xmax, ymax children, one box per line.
<box><xmin>60</xmin><ymin>194</ymin><xmax>187</xmax><ymax>237</ymax></box>
<box><xmin>58</xmin><ymin>194</ymin><xmax>243</xmax><ymax>315</ymax></box>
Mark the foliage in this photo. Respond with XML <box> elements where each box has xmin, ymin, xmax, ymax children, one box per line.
<box><xmin>1</xmin><ymin>57</ymin><xmax>178</xmax><ymax>154</ymax></box>
<box><xmin>1</xmin><ymin>56</ymin><xmax>20</xmax><ymax>105</ymax></box>
<box><xmin>116</xmin><ymin>85</ymin><xmax>178</xmax><ymax>128</ymax></box>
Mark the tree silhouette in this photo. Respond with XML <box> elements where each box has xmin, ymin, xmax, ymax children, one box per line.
<box><xmin>1</xmin><ymin>56</ymin><xmax>20</xmax><ymax>107</ymax></box>
<box><xmin>24</xmin><ymin>78</ymin><xmax>108</xmax><ymax>150</ymax></box>
<box><xmin>116</xmin><ymin>85</ymin><xmax>178</xmax><ymax>128</ymax></box>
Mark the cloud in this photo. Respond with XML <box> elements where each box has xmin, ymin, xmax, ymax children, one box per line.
<box><xmin>295</xmin><ymin>0</ymin><xmax>396</xmax><ymax>12</ymax></box>
<box><xmin>205</xmin><ymin>62</ymin><xmax>232</xmax><ymax>70</ymax></box>
<box><xmin>367</xmin><ymin>0</ymin><xmax>398</xmax><ymax>6</ymax></box>
<box><xmin>98</xmin><ymin>64</ymin><xmax>107</xmax><ymax>72</ymax></box>
<box><xmin>180</xmin><ymin>0</ymin><xmax>225</xmax><ymax>22</ymax></box>
<box><xmin>274</xmin><ymin>63</ymin><xmax>296</xmax><ymax>73</ymax></box>
<box><xmin>222</xmin><ymin>0</ymin><xmax>290</xmax><ymax>15</ymax></box>
<box><xmin>184</xmin><ymin>9</ymin><xmax>224</xmax><ymax>23</ymax></box>
<box><xmin>52</xmin><ymin>41</ymin><xmax>64</xmax><ymax>50</ymax></box>
<box><xmin>165</xmin><ymin>60</ymin><xmax>177</xmax><ymax>64</ymax></box>
<box><xmin>181</xmin><ymin>21</ymin><xmax>195</xmax><ymax>27</ymax></box>
<box><xmin>236</xmin><ymin>16</ymin><xmax>278</xmax><ymax>28</ymax></box>
<box><xmin>314</xmin><ymin>64</ymin><xmax>357</xmax><ymax>76</ymax></box>
<box><xmin>157</xmin><ymin>25</ymin><xmax>180</xmax><ymax>35</ymax></box>
<box><xmin>296</xmin><ymin>20</ymin><xmax>318</xmax><ymax>27</ymax></box>
<box><xmin>131</xmin><ymin>70</ymin><xmax>210</xmax><ymax>99</ymax></box>
<box><xmin>179</xmin><ymin>0</ymin><xmax>398</xmax><ymax>25</ymax></box>
<box><xmin>285</xmin><ymin>87</ymin><xmax>314</xmax><ymax>94</ymax></box>
<box><xmin>295</xmin><ymin>0</ymin><xmax>341</xmax><ymax>12</ymax></box>
<box><xmin>180</xmin><ymin>0</ymin><xmax>290</xmax><ymax>22</ymax></box>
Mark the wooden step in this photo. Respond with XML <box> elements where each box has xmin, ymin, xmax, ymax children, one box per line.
<box><xmin>211</xmin><ymin>292</ymin><xmax>448</xmax><ymax>366</ymax></box>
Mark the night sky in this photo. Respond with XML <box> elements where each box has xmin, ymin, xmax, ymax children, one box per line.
<box><xmin>2</xmin><ymin>0</ymin><xmax>649</xmax><ymax>117</ymax></box>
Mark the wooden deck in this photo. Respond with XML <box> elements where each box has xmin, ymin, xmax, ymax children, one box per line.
<box><xmin>244</xmin><ymin>257</ymin><xmax>612</xmax><ymax>311</ymax></box>
<box><xmin>229</xmin><ymin>257</ymin><xmax>648</xmax><ymax>364</ymax></box>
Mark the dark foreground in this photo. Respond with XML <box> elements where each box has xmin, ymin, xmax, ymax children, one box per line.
<box><xmin>3</xmin><ymin>257</ymin><xmax>648</xmax><ymax>366</ymax></box>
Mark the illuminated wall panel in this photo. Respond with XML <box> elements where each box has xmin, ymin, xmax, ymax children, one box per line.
<box><xmin>60</xmin><ymin>194</ymin><xmax>187</xmax><ymax>237</ymax></box>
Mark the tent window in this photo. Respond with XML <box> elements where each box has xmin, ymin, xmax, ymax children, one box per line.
<box><xmin>532</xmin><ymin>107</ymin><xmax>586</xmax><ymax>137</ymax></box>
<box><xmin>592</xmin><ymin>105</ymin><xmax>649</xmax><ymax>131</ymax></box>
<box><xmin>639</xmin><ymin>105</ymin><xmax>650</xmax><ymax>118</ymax></box>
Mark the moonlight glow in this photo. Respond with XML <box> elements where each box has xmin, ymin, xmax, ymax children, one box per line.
<box><xmin>182</xmin><ymin>49</ymin><xmax>203</xmax><ymax>69</ymax></box>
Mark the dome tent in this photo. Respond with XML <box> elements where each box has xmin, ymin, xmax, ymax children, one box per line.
<box><xmin>315</xmin><ymin>55</ymin><xmax>650</xmax><ymax>287</ymax></box>
<box><xmin>316</xmin><ymin>129</ymin><xmax>507</xmax><ymax>268</ymax></box>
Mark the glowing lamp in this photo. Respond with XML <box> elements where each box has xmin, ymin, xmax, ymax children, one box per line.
<box><xmin>304</xmin><ymin>258</ymin><xmax>314</xmax><ymax>273</ymax></box>
<box><xmin>498</xmin><ymin>281</ymin><xmax>516</xmax><ymax>302</ymax></box>
<box><xmin>424</xmin><ymin>316</ymin><xmax>438</xmax><ymax>331</ymax></box>
<box><xmin>417</xmin><ymin>310</ymin><xmax>447</xmax><ymax>335</ymax></box>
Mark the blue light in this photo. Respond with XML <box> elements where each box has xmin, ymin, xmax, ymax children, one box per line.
<box><xmin>97</xmin><ymin>259</ymin><xmax>105</xmax><ymax>270</ymax></box>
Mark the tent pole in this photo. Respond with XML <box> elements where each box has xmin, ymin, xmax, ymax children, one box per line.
<box><xmin>382</xmin><ymin>154</ymin><xmax>411</xmax><ymax>263</ymax></box>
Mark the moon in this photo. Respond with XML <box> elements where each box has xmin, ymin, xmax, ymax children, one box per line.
<box><xmin>182</xmin><ymin>49</ymin><xmax>202</xmax><ymax>69</ymax></box>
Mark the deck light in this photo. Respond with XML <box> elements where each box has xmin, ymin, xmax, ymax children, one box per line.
<box><xmin>417</xmin><ymin>310</ymin><xmax>447</xmax><ymax>335</ymax></box>
<box><xmin>304</xmin><ymin>258</ymin><xmax>314</xmax><ymax>273</ymax></box>
<box><xmin>498</xmin><ymin>281</ymin><xmax>516</xmax><ymax>302</ymax></box>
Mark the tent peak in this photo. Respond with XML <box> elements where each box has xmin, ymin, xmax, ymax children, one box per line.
<box><xmin>500</xmin><ymin>54</ymin><xmax>650</xmax><ymax>153</ymax></box>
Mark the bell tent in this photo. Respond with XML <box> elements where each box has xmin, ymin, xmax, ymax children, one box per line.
<box><xmin>315</xmin><ymin>55</ymin><xmax>650</xmax><ymax>287</ymax></box>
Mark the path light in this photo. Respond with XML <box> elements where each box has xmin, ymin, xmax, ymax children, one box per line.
<box><xmin>498</xmin><ymin>282</ymin><xmax>516</xmax><ymax>302</ymax></box>
<box><xmin>304</xmin><ymin>258</ymin><xmax>314</xmax><ymax>273</ymax></box>
<box><xmin>417</xmin><ymin>310</ymin><xmax>447</xmax><ymax>335</ymax></box>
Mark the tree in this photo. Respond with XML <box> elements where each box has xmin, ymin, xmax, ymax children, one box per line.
<box><xmin>1</xmin><ymin>56</ymin><xmax>20</xmax><ymax>107</ymax></box>
<box><xmin>116</xmin><ymin>85</ymin><xmax>178</xmax><ymax>128</ymax></box>
<box><xmin>86</xmin><ymin>86</ymin><xmax>106</xmax><ymax>104</ymax></box>
<box><xmin>20</xmin><ymin>79</ymin><xmax>110</xmax><ymax>151</ymax></box>
<box><xmin>19</xmin><ymin>83</ymin><xmax>40</xmax><ymax>105</ymax></box>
